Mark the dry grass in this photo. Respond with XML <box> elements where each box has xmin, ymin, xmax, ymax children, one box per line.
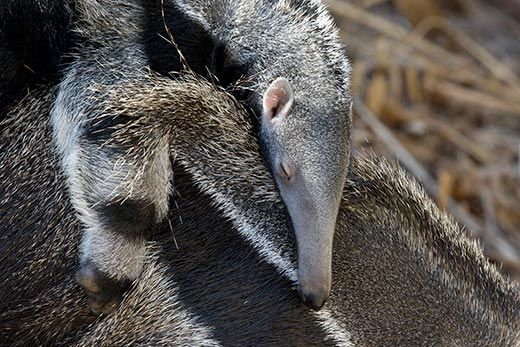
<box><xmin>328</xmin><ymin>0</ymin><xmax>520</xmax><ymax>279</ymax></box>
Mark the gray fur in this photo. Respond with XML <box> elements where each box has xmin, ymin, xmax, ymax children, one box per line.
<box><xmin>51</xmin><ymin>1</ymin><xmax>169</xmax><ymax>286</ymax></box>
<box><xmin>52</xmin><ymin>0</ymin><xmax>351</xmax><ymax>311</ymax></box>
<box><xmin>180</xmin><ymin>0</ymin><xmax>352</xmax><ymax>307</ymax></box>
<box><xmin>1</xmin><ymin>73</ymin><xmax>519</xmax><ymax>345</ymax></box>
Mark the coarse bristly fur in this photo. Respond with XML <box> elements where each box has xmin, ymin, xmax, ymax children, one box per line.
<box><xmin>1</xmin><ymin>74</ymin><xmax>519</xmax><ymax>346</ymax></box>
<box><xmin>49</xmin><ymin>0</ymin><xmax>352</xmax><ymax>312</ymax></box>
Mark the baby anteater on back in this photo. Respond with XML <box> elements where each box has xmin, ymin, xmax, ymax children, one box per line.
<box><xmin>50</xmin><ymin>0</ymin><xmax>351</xmax><ymax>313</ymax></box>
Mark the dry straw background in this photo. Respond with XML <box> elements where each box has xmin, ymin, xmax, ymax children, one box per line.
<box><xmin>327</xmin><ymin>0</ymin><xmax>520</xmax><ymax>279</ymax></box>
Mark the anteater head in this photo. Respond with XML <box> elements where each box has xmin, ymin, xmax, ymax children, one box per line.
<box><xmin>260</xmin><ymin>77</ymin><xmax>351</xmax><ymax>310</ymax></box>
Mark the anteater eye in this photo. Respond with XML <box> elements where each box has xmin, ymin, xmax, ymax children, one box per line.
<box><xmin>279</xmin><ymin>161</ymin><xmax>292</xmax><ymax>182</ymax></box>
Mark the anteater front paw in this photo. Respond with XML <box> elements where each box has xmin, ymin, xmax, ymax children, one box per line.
<box><xmin>76</xmin><ymin>262</ymin><xmax>131</xmax><ymax>315</ymax></box>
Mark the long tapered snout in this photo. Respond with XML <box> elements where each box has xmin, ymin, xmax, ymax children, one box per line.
<box><xmin>278</xmin><ymin>184</ymin><xmax>340</xmax><ymax>310</ymax></box>
<box><xmin>269</xmin><ymin>149</ymin><xmax>345</xmax><ymax>311</ymax></box>
<box><xmin>293</xmin><ymin>211</ymin><xmax>336</xmax><ymax>310</ymax></box>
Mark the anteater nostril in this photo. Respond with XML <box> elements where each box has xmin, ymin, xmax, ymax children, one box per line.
<box><xmin>306</xmin><ymin>293</ymin><xmax>327</xmax><ymax>311</ymax></box>
<box><xmin>297</xmin><ymin>285</ymin><xmax>328</xmax><ymax>311</ymax></box>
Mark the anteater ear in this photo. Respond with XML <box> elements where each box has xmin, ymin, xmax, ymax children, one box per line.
<box><xmin>262</xmin><ymin>77</ymin><xmax>294</xmax><ymax>124</ymax></box>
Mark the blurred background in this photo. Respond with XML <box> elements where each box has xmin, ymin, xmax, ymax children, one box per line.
<box><xmin>327</xmin><ymin>0</ymin><xmax>520</xmax><ymax>279</ymax></box>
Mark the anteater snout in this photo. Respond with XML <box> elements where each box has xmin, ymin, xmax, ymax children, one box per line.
<box><xmin>297</xmin><ymin>283</ymin><xmax>329</xmax><ymax>311</ymax></box>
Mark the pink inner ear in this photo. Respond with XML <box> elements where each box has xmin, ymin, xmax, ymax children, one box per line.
<box><xmin>263</xmin><ymin>92</ymin><xmax>281</xmax><ymax>120</ymax></box>
<box><xmin>262</xmin><ymin>78</ymin><xmax>294</xmax><ymax>123</ymax></box>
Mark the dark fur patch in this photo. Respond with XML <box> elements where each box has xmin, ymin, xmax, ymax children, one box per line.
<box><xmin>139</xmin><ymin>1</ymin><xmax>253</xmax><ymax>95</ymax></box>
<box><xmin>82</xmin><ymin>113</ymin><xmax>135</xmax><ymax>147</ymax></box>
<box><xmin>96</xmin><ymin>198</ymin><xmax>156</xmax><ymax>240</ymax></box>
<box><xmin>140</xmin><ymin>0</ymin><xmax>217</xmax><ymax>78</ymax></box>
<box><xmin>0</xmin><ymin>0</ymin><xmax>73</xmax><ymax>114</ymax></box>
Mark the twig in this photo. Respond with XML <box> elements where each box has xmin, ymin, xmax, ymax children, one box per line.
<box><xmin>408</xmin><ymin>16</ymin><xmax>520</xmax><ymax>91</ymax></box>
<box><xmin>383</xmin><ymin>101</ymin><xmax>494</xmax><ymax>163</ymax></box>
<box><xmin>381</xmin><ymin>46</ymin><xmax>520</xmax><ymax>105</ymax></box>
<box><xmin>325</xmin><ymin>0</ymin><xmax>469</xmax><ymax>68</ymax></box>
<box><xmin>424</xmin><ymin>78</ymin><xmax>520</xmax><ymax>116</ymax></box>
<box><xmin>360</xmin><ymin>0</ymin><xmax>388</xmax><ymax>8</ymax></box>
